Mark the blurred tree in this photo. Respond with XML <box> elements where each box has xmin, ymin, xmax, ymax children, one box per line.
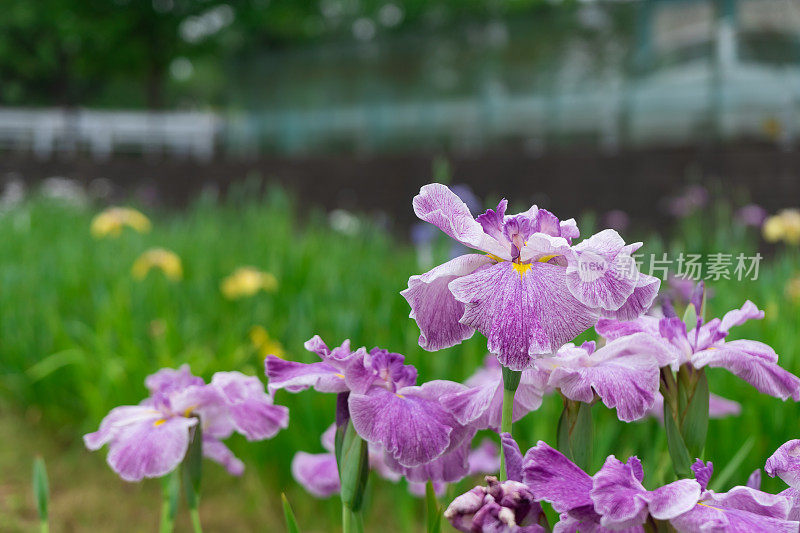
<box><xmin>0</xmin><ymin>0</ymin><xmax>559</xmax><ymax>108</ymax></box>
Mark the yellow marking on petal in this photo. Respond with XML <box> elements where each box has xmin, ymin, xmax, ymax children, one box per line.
<box><xmin>335</xmin><ymin>373</ymin><xmax>345</xmax><ymax>379</ymax></box>
<box><xmin>512</xmin><ymin>262</ymin><xmax>532</xmax><ymax>277</ymax></box>
<box><xmin>183</xmin><ymin>406</ymin><xmax>198</xmax><ymax>418</ymax></box>
<box><xmin>395</xmin><ymin>393</ymin><xmax>405</xmax><ymax>399</ymax></box>
<box><xmin>153</xmin><ymin>419</ymin><xmax>166</xmax><ymax>427</ymax></box>
<box><xmin>486</xmin><ymin>254</ymin><xmax>505</xmax><ymax>263</ymax></box>
<box><xmin>697</xmin><ymin>502</ymin><xmax>723</xmax><ymax>512</ymax></box>
<box><xmin>536</xmin><ymin>254</ymin><xmax>559</xmax><ymax>263</ymax></box>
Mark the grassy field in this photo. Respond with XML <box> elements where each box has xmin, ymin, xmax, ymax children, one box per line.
<box><xmin>1</xmin><ymin>184</ymin><xmax>798</xmax><ymax>531</ymax></box>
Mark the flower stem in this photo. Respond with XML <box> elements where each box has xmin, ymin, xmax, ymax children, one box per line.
<box><xmin>159</xmin><ymin>470</ymin><xmax>179</xmax><ymax>533</ymax></box>
<box><xmin>499</xmin><ymin>367</ymin><xmax>521</xmax><ymax>481</ymax></box>
<box><xmin>342</xmin><ymin>502</ymin><xmax>364</xmax><ymax>533</ymax></box>
<box><xmin>189</xmin><ymin>508</ymin><xmax>203</xmax><ymax>533</ymax></box>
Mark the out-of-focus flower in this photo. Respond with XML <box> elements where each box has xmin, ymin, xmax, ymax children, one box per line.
<box><xmin>402</xmin><ymin>183</ymin><xmax>658</xmax><ymax>370</ymax></box>
<box><xmin>329</xmin><ymin>209</ymin><xmax>361</xmax><ymax>235</ymax></box>
<box><xmin>645</xmin><ymin>391</ymin><xmax>741</xmax><ymax>423</ymax></box>
<box><xmin>91</xmin><ymin>206</ymin><xmax>151</xmax><ymax>238</ymax></box>
<box><xmin>598</xmin><ymin>290</ymin><xmax>800</xmax><ymax>402</ymax></box>
<box><xmin>132</xmin><ymin>248</ymin><xmax>183</xmax><ymax>281</ymax></box>
<box><xmin>736</xmin><ymin>204</ymin><xmax>768</xmax><ymax>227</ymax></box>
<box><xmin>764</xmin><ymin>209</ymin><xmax>800</xmax><ymax>245</ymax></box>
<box><xmin>667</xmin><ymin>184</ymin><xmax>708</xmax><ymax>218</ymax></box>
<box><xmin>601</xmin><ymin>209</ymin><xmax>630</xmax><ymax>233</ymax></box>
<box><xmin>220</xmin><ymin>267</ymin><xmax>277</xmax><ymax>299</ymax></box>
<box><xmin>249</xmin><ymin>326</ymin><xmax>285</xmax><ymax>359</ymax></box>
<box><xmin>786</xmin><ymin>276</ymin><xmax>800</xmax><ymax>302</ymax></box>
<box><xmin>84</xmin><ymin>365</ymin><xmax>288</xmax><ymax>481</ymax></box>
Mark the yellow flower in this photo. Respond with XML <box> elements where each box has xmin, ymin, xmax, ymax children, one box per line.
<box><xmin>91</xmin><ymin>207</ymin><xmax>151</xmax><ymax>238</ymax></box>
<box><xmin>763</xmin><ymin>209</ymin><xmax>800</xmax><ymax>245</ymax></box>
<box><xmin>220</xmin><ymin>267</ymin><xmax>277</xmax><ymax>299</ymax></box>
<box><xmin>249</xmin><ymin>326</ymin><xmax>285</xmax><ymax>359</ymax></box>
<box><xmin>132</xmin><ymin>248</ymin><xmax>183</xmax><ymax>281</ymax></box>
<box><xmin>786</xmin><ymin>276</ymin><xmax>800</xmax><ymax>302</ymax></box>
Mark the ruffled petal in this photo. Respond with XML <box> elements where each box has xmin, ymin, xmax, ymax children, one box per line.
<box><xmin>522</xmin><ymin>441</ymin><xmax>593</xmax><ymax>513</ymax></box>
<box><xmin>264</xmin><ymin>356</ymin><xmax>348</xmax><ymax>395</ymax></box>
<box><xmin>450</xmin><ymin>261</ymin><xmax>598</xmax><ymax>370</ymax></box>
<box><xmin>566</xmin><ymin>229</ymin><xmax>638</xmax><ymax>311</ymax></box>
<box><xmin>692</xmin><ymin>341</ymin><xmax>800</xmax><ymax>400</ymax></box>
<box><xmin>401</xmin><ymin>254</ymin><xmax>490</xmax><ymax>351</ymax></box>
<box><xmin>590</xmin><ymin>456</ymin><xmax>649</xmax><ymax>529</ymax></box>
<box><xmin>600</xmin><ymin>274</ymin><xmax>660</xmax><ymax>321</ymax></box>
<box><xmin>349</xmin><ymin>386</ymin><xmax>453</xmax><ymax>467</ymax></box>
<box><xmin>210</xmin><ymin>372</ymin><xmax>289</xmax><ymax>440</ymax></box>
<box><xmin>412</xmin><ymin>183</ymin><xmax>510</xmax><ymax>258</ymax></box>
<box><xmin>548</xmin><ymin>334</ymin><xmax>664</xmax><ymax>422</ymax></box>
<box><xmin>645</xmin><ymin>479</ymin><xmax>702</xmax><ymax>520</ymax></box>
<box><xmin>766</xmin><ymin>440</ymin><xmax>800</xmax><ymax>489</ymax></box>
<box><xmin>720</xmin><ymin>300</ymin><xmax>765</xmax><ymax>332</ymax></box>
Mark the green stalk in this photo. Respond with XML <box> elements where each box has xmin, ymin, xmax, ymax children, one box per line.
<box><xmin>159</xmin><ymin>470</ymin><xmax>179</xmax><ymax>533</ymax></box>
<box><xmin>189</xmin><ymin>508</ymin><xmax>203</xmax><ymax>533</ymax></box>
<box><xmin>499</xmin><ymin>367</ymin><xmax>521</xmax><ymax>481</ymax></box>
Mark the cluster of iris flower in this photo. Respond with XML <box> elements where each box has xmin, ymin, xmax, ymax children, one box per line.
<box><xmin>85</xmin><ymin>183</ymin><xmax>800</xmax><ymax>532</ymax></box>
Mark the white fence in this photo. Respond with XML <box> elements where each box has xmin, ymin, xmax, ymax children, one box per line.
<box><xmin>0</xmin><ymin>109</ymin><xmax>219</xmax><ymax>160</ymax></box>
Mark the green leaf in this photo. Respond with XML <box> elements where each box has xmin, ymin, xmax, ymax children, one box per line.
<box><xmin>425</xmin><ymin>481</ymin><xmax>442</xmax><ymax>533</ymax></box>
<box><xmin>682</xmin><ymin>304</ymin><xmax>697</xmax><ymax>333</ymax></box>
<box><xmin>663</xmin><ymin>399</ymin><xmax>693</xmax><ymax>478</ymax></box>
<box><xmin>160</xmin><ymin>470</ymin><xmax>180</xmax><ymax>533</ymax></box>
<box><xmin>281</xmin><ymin>493</ymin><xmax>301</xmax><ymax>533</ymax></box>
<box><xmin>32</xmin><ymin>456</ymin><xmax>49</xmax><ymax>523</ymax></box>
<box><xmin>680</xmin><ymin>369</ymin><xmax>709</xmax><ymax>459</ymax></box>
<box><xmin>338</xmin><ymin>420</ymin><xmax>370</xmax><ymax>513</ymax></box>
<box><xmin>709</xmin><ymin>436</ymin><xmax>755</xmax><ymax>491</ymax></box>
<box><xmin>182</xmin><ymin>422</ymin><xmax>203</xmax><ymax>510</ymax></box>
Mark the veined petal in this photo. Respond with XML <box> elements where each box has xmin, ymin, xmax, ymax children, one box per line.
<box><xmin>264</xmin><ymin>356</ymin><xmax>348</xmax><ymax>395</ymax></box>
<box><xmin>291</xmin><ymin>452</ymin><xmax>340</xmax><ymax>498</ymax></box>
<box><xmin>566</xmin><ymin>229</ymin><xmax>639</xmax><ymax>311</ymax></box>
<box><xmin>692</xmin><ymin>342</ymin><xmax>800</xmax><ymax>401</ymax></box>
<box><xmin>766</xmin><ymin>440</ymin><xmax>800</xmax><ymax>489</ymax></box>
<box><xmin>450</xmin><ymin>261</ymin><xmax>598</xmax><ymax>370</ymax></box>
<box><xmin>591</xmin><ymin>456</ymin><xmax>649</xmax><ymax>529</ymax></box>
<box><xmin>349</xmin><ymin>386</ymin><xmax>453</xmax><ymax>467</ymax></box>
<box><xmin>401</xmin><ymin>254</ymin><xmax>491</xmax><ymax>351</ymax></box>
<box><xmin>600</xmin><ymin>274</ymin><xmax>660</xmax><ymax>321</ymax></box>
<box><xmin>522</xmin><ymin>441</ymin><xmax>593</xmax><ymax>514</ymax></box>
<box><xmin>412</xmin><ymin>183</ymin><xmax>510</xmax><ymax>258</ymax></box>
<box><xmin>645</xmin><ymin>479</ymin><xmax>702</xmax><ymax>520</ymax></box>
<box><xmin>720</xmin><ymin>300</ymin><xmax>765</xmax><ymax>332</ymax></box>
<box><xmin>596</xmin><ymin>315</ymin><xmax>662</xmax><ymax>341</ymax></box>
<box><xmin>500</xmin><ymin>433</ymin><xmax>523</xmax><ymax>482</ymax></box>
<box><xmin>549</xmin><ymin>334</ymin><xmax>663</xmax><ymax>422</ymax></box>
<box><xmin>519</xmin><ymin>233</ymin><xmax>571</xmax><ymax>263</ymax></box>
<box><xmin>106</xmin><ymin>416</ymin><xmax>197</xmax><ymax>482</ymax></box>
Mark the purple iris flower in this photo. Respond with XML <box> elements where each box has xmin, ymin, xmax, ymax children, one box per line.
<box><xmin>401</xmin><ymin>183</ymin><xmax>659</xmax><ymax>370</ymax></box>
<box><xmin>292</xmin><ymin>425</ymin><xmax>499</xmax><ymax>499</ymax></box>
<box><xmin>443</xmin><ymin>334</ymin><xmax>670</xmax><ymax>425</ymax></box>
<box><xmin>766</xmin><ymin>439</ymin><xmax>800</xmax><ymax>520</ymax></box>
<box><xmin>597</xmin><ymin>300</ymin><xmax>800</xmax><ymax>401</ymax></box>
<box><xmin>521</xmin><ymin>440</ymin><xmax>797</xmax><ymax>532</ymax></box>
<box><xmin>266</xmin><ymin>336</ymin><xmax>472</xmax><ymax>468</ymax></box>
<box><xmin>84</xmin><ymin>365</ymin><xmax>288</xmax><ymax>482</ymax></box>
<box><xmin>669</xmin><ymin>460</ymin><xmax>799</xmax><ymax>532</ymax></box>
